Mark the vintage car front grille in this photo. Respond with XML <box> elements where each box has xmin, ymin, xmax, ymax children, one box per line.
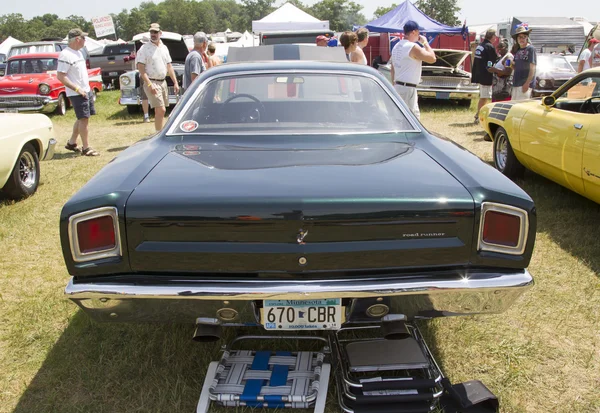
<box><xmin>0</xmin><ymin>95</ymin><xmax>45</xmax><ymax>109</ymax></box>
<box><xmin>420</xmin><ymin>76</ymin><xmax>470</xmax><ymax>88</ymax></box>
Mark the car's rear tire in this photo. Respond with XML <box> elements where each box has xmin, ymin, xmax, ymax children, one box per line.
<box><xmin>3</xmin><ymin>143</ymin><xmax>40</xmax><ymax>200</ymax></box>
<box><xmin>493</xmin><ymin>127</ymin><xmax>524</xmax><ymax>179</ymax></box>
<box><xmin>127</xmin><ymin>105</ymin><xmax>140</xmax><ymax>114</ymax></box>
<box><xmin>55</xmin><ymin>93</ymin><xmax>67</xmax><ymax>116</ymax></box>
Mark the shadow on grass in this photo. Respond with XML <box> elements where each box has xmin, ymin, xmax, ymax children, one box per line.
<box><xmin>13</xmin><ymin>312</ymin><xmax>223</xmax><ymax>412</ymax></box>
<box><xmin>107</xmin><ymin>146</ymin><xmax>131</xmax><ymax>153</ymax></box>
<box><xmin>420</xmin><ymin>100</ymin><xmax>472</xmax><ymax>111</ymax></box>
<box><xmin>50</xmin><ymin>152</ymin><xmax>82</xmax><ymax>161</ymax></box>
<box><xmin>519</xmin><ymin>172</ymin><xmax>600</xmax><ymax>276</ymax></box>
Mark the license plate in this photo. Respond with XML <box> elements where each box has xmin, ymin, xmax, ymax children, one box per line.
<box><xmin>263</xmin><ymin>299</ymin><xmax>342</xmax><ymax>330</ymax></box>
<box><xmin>5</xmin><ymin>108</ymin><xmax>18</xmax><ymax>113</ymax></box>
<box><xmin>436</xmin><ymin>92</ymin><xmax>450</xmax><ymax>99</ymax></box>
<box><xmin>109</xmin><ymin>71</ymin><xmax>118</xmax><ymax>76</ymax></box>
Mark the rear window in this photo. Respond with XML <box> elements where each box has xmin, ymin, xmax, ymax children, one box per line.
<box><xmin>104</xmin><ymin>44</ymin><xmax>134</xmax><ymax>55</ymax></box>
<box><xmin>9</xmin><ymin>44</ymin><xmax>56</xmax><ymax>57</ymax></box>
<box><xmin>170</xmin><ymin>73</ymin><xmax>413</xmax><ymax>135</ymax></box>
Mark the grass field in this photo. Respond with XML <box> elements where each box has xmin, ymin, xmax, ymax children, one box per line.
<box><xmin>1</xmin><ymin>91</ymin><xmax>599</xmax><ymax>413</ymax></box>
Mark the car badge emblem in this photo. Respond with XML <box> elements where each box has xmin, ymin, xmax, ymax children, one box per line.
<box><xmin>297</xmin><ymin>229</ymin><xmax>308</xmax><ymax>245</ymax></box>
<box><xmin>28</xmin><ymin>78</ymin><xmax>34</xmax><ymax>84</ymax></box>
<box><xmin>0</xmin><ymin>87</ymin><xmax>23</xmax><ymax>93</ymax></box>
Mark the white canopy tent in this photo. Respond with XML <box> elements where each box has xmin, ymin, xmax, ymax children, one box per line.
<box><xmin>252</xmin><ymin>3</ymin><xmax>329</xmax><ymax>32</ymax></box>
<box><xmin>229</xmin><ymin>31</ymin><xmax>259</xmax><ymax>48</ymax></box>
<box><xmin>62</xmin><ymin>35</ymin><xmax>105</xmax><ymax>54</ymax></box>
<box><xmin>0</xmin><ymin>36</ymin><xmax>22</xmax><ymax>55</ymax></box>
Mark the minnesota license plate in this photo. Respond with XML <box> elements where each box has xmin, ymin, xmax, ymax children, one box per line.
<box><xmin>436</xmin><ymin>92</ymin><xmax>450</xmax><ymax>99</ymax></box>
<box><xmin>5</xmin><ymin>108</ymin><xmax>18</xmax><ymax>113</ymax></box>
<box><xmin>263</xmin><ymin>299</ymin><xmax>342</xmax><ymax>330</ymax></box>
<box><xmin>109</xmin><ymin>71</ymin><xmax>118</xmax><ymax>76</ymax></box>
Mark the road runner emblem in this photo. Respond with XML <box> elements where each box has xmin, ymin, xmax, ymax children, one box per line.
<box><xmin>297</xmin><ymin>229</ymin><xmax>308</xmax><ymax>244</ymax></box>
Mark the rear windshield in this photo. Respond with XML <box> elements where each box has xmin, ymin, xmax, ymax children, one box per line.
<box><xmin>170</xmin><ymin>73</ymin><xmax>413</xmax><ymax>135</ymax></box>
<box><xmin>8</xmin><ymin>58</ymin><xmax>58</xmax><ymax>74</ymax></box>
<box><xmin>9</xmin><ymin>45</ymin><xmax>55</xmax><ymax>57</ymax></box>
<box><xmin>104</xmin><ymin>44</ymin><xmax>134</xmax><ymax>55</ymax></box>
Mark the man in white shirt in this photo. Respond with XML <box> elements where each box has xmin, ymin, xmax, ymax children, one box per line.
<box><xmin>57</xmin><ymin>28</ymin><xmax>99</xmax><ymax>157</ymax></box>
<box><xmin>136</xmin><ymin>23</ymin><xmax>180</xmax><ymax>131</ymax></box>
<box><xmin>390</xmin><ymin>21</ymin><xmax>436</xmax><ymax>119</ymax></box>
<box><xmin>579</xmin><ymin>38</ymin><xmax>599</xmax><ymax>72</ymax></box>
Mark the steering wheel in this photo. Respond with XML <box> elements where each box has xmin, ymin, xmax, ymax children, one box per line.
<box><xmin>221</xmin><ymin>93</ymin><xmax>265</xmax><ymax>123</ymax></box>
<box><xmin>579</xmin><ymin>97</ymin><xmax>600</xmax><ymax>114</ymax></box>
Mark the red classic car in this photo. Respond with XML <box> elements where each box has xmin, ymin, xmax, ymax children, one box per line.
<box><xmin>0</xmin><ymin>52</ymin><xmax>102</xmax><ymax>115</ymax></box>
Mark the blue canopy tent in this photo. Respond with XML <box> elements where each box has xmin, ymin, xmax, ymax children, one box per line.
<box><xmin>364</xmin><ymin>1</ymin><xmax>465</xmax><ymax>35</ymax></box>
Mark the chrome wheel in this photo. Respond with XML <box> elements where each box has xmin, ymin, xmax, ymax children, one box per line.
<box><xmin>19</xmin><ymin>151</ymin><xmax>37</xmax><ymax>189</ymax></box>
<box><xmin>55</xmin><ymin>94</ymin><xmax>67</xmax><ymax>115</ymax></box>
<box><xmin>495</xmin><ymin>131</ymin><xmax>508</xmax><ymax>172</ymax></box>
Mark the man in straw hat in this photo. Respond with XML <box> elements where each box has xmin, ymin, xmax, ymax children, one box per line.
<box><xmin>135</xmin><ymin>23</ymin><xmax>180</xmax><ymax>131</ymax></box>
<box><xmin>511</xmin><ymin>24</ymin><xmax>536</xmax><ymax>100</ymax></box>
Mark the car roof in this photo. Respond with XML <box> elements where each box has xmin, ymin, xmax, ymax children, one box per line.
<box><xmin>11</xmin><ymin>41</ymin><xmax>66</xmax><ymax>46</ymax></box>
<box><xmin>227</xmin><ymin>44</ymin><xmax>348</xmax><ymax>64</ymax></box>
<box><xmin>8</xmin><ymin>52</ymin><xmax>60</xmax><ymax>60</ymax></box>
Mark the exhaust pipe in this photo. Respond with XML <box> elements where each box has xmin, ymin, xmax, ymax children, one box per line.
<box><xmin>192</xmin><ymin>323</ymin><xmax>222</xmax><ymax>342</ymax></box>
<box><xmin>381</xmin><ymin>319</ymin><xmax>411</xmax><ymax>340</ymax></box>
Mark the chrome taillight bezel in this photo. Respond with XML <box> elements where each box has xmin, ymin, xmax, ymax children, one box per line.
<box><xmin>478</xmin><ymin>202</ymin><xmax>528</xmax><ymax>255</ymax></box>
<box><xmin>68</xmin><ymin>207</ymin><xmax>122</xmax><ymax>263</ymax></box>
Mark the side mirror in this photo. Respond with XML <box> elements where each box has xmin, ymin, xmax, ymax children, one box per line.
<box><xmin>542</xmin><ymin>95</ymin><xmax>556</xmax><ymax>107</ymax></box>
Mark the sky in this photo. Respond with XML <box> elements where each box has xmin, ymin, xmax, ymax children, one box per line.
<box><xmin>2</xmin><ymin>0</ymin><xmax>598</xmax><ymax>27</ymax></box>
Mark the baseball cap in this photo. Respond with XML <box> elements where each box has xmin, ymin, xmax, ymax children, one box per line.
<box><xmin>316</xmin><ymin>35</ymin><xmax>328</xmax><ymax>42</ymax></box>
<box><xmin>589</xmin><ymin>38</ymin><xmax>600</xmax><ymax>44</ymax></box>
<box><xmin>149</xmin><ymin>23</ymin><xmax>161</xmax><ymax>32</ymax></box>
<box><xmin>68</xmin><ymin>28</ymin><xmax>88</xmax><ymax>39</ymax></box>
<box><xmin>403</xmin><ymin>20</ymin><xmax>422</xmax><ymax>34</ymax></box>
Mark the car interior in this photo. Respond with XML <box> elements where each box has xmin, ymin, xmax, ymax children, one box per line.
<box><xmin>552</xmin><ymin>76</ymin><xmax>600</xmax><ymax>114</ymax></box>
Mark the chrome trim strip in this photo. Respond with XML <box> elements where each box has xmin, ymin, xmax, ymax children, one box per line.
<box><xmin>68</xmin><ymin>207</ymin><xmax>122</xmax><ymax>263</ymax></box>
<box><xmin>44</xmin><ymin>138</ymin><xmax>57</xmax><ymax>161</ymax></box>
<box><xmin>477</xmin><ymin>202</ymin><xmax>529</xmax><ymax>255</ymax></box>
<box><xmin>166</xmin><ymin>69</ymin><xmax>422</xmax><ymax>136</ymax></box>
<box><xmin>65</xmin><ymin>270</ymin><xmax>533</xmax><ymax>300</ymax></box>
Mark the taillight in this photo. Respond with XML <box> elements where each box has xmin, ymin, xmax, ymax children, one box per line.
<box><xmin>77</xmin><ymin>216</ymin><xmax>115</xmax><ymax>253</ymax></box>
<box><xmin>478</xmin><ymin>202</ymin><xmax>528</xmax><ymax>255</ymax></box>
<box><xmin>68</xmin><ymin>207</ymin><xmax>121</xmax><ymax>262</ymax></box>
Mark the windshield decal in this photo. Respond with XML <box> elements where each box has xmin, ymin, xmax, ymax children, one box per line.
<box><xmin>180</xmin><ymin>120</ymin><xmax>198</xmax><ymax>132</ymax></box>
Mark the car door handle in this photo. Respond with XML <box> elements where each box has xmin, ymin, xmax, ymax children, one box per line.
<box><xmin>574</xmin><ymin>124</ymin><xmax>583</xmax><ymax>130</ymax></box>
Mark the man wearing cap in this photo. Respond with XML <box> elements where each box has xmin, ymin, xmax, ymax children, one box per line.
<box><xmin>472</xmin><ymin>29</ymin><xmax>498</xmax><ymax>123</ymax></box>
<box><xmin>511</xmin><ymin>25</ymin><xmax>536</xmax><ymax>100</ymax></box>
<box><xmin>316</xmin><ymin>35</ymin><xmax>328</xmax><ymax>47</ymax></box>
<box><xmin>136</xmin><ymin>23</ymin><xmax>180</xmax><ymax>132</ymax></box>
<box><xmin>57</xmin><ymin>28</ymin><xmax>99</xmax><ymax>157</ymax></box>
<box><xmin>390</xmin><ymin>20</ymin><xmax>436</xmax><ymax>119</ymax></box>
<box><xmin>578</xmin><ymin>38</ymin><xmax>599</xmax><ymax>73</ymax></box>
<box><xmin>183</xmin><ymin>32</ymin><xmax>208</xmax><ymax>93</ymax></box>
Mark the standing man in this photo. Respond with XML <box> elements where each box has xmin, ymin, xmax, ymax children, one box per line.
<box><xmin>57</xmin><ymin>28</ymin><xmax>99</xmax><ymax>157</ymax></box>
<box><xmin>390</xmin><ymin>20</ymin><xmax>436</xmax><ymax>119</ymax></box>
<box><xmin>579</xmin><ymin>38</ymin><xmax>599</xmax><ymax>72</ymax></box>
<box><xmin>183</xmin><ymin>32</ymin><xmax>207</xmax><ymax>93</ymax></box>
<box><xmin>136</xmin><ymin>23</ymin><xmax>180</xmax><ymax>132</ymax></box>
<box><xmin>472</xmin><ymin>29</ymin><xmax>498</xmax><ymax>123</ymax></box>
<box><xmin>511</xmin><ymin>25</ymin><xmax>536</xmax><ymax>100</ymax></box>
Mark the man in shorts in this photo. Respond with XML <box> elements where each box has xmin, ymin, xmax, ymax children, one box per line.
<box><xmin>136</xmin><ymin>23</ymin><xmax>180</xmax><ymax>132</ymax></box>
<box><xmin>472</xmin><ymin>29</ymin><xmax>498</xmax><ymax>124</ymax></box>
<box><xmin>57</xmin><ymin>28</ymin><xmax>99</xmax><ymax>156</ymax></box>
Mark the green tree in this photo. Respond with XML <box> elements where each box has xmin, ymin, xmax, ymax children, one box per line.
<box><xmin>415</xmin><ymin>0</ymin><xmax>460</xmax><ymax>26</ymax></box>
<box><xmin>310</xmin><ymin>0</ymin><xmax>366</xmax><ymax>32</ymax></box>
<box><xmin>373</xmin><ymin>4</ymin><xmax>397</xmax><ymax>19</ymax></box>
<box><xmin>240</xmin><ymin>0</ymin><xmax>276</xmax><ymax>31</ymax></box>
<box><xmin>66</xmin><ymin>15</ymin><xmax>94</xmax><ymax>33</ymax></box>
<box><xmin>0</xmin><ymin>13</ymin><xmax>28</xmax><ymax>41</ymax></box>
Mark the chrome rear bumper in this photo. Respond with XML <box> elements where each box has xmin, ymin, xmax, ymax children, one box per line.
<box><xmin>65</xmin><ymin>270</ymin><xmax>533</xmax><ymax>324</ymax></box>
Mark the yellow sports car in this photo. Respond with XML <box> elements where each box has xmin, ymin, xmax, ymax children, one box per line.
<box><xmin>479</xmin><ymin>68</ymin><xmax>600</xmax><ymax>204</ymax></box>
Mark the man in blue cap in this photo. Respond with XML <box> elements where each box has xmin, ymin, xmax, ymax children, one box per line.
<box><xmin>390</xmin><ymin>20</ymin><xmax>436</xmax><ymax>119</ymax></box>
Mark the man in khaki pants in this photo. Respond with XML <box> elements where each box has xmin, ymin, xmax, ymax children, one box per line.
<box><xmin>135</xmin><ymin>23</ymin><xmax>180</xmax><ymax>131</ymax></box>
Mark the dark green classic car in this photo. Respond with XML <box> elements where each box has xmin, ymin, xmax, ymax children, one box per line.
<box><xmin>61</xmin><ymin>46</ymin><xmax>535</xmax><ymax>338</ymax></box>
